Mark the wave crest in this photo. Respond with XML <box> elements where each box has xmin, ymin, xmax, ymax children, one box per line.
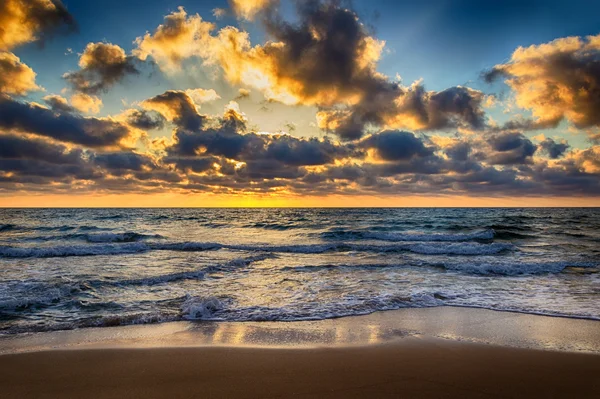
<box><xmin>321</xmin><ymin>229</ymin><xmax>495</xmax><ymax>242</ymax></box>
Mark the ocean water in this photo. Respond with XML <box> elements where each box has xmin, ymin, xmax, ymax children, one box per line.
<box><xmin>0</xmin><ymin>208</ymin><xmax>599</xmax><ymax>334</ymax></box>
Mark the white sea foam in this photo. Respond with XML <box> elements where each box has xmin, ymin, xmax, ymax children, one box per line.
<box><xmin>181</xmin><ymin>296</ymin><xmax>226</xmax><ymax>320</ymax></box>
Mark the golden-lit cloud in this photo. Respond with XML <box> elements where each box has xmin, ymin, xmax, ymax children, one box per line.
<box><xmin>64</xmin><ymin>42</ymin><xmax>139</xmax><ymax>94</ymax></box>
<box><xmin>185</xmin><ymin>88</ymin><xmax>221</xmax><ymax>104</ymax></box>
<box><xmin>317</xmin><ymin>83</ymin><xmax>487</xmax><ymax>139</ymax></box>
<box><xmin>236</xmin><ymin>88</ymin><xmax>251</xmax><ymax>100</ymax></box>
<box><xmin>43</xmin><ymin>94</ymin><xmax>73</xmax><ymax>112</ymax></box>
<box><xmin>133</xmin><ymin>7</ymin><xmax>215</xmax><ymax>73</ymax></box>
<box><xmin>134</xmin><ymin>4</ymin><xmax>384</xmax><ymax>107</ymax></box>
<box><xmin>0</xmin><ymin>51</ymin><xmax>41</xmax><ymax>95</ymax></box>
<box><xmin>485</xmin><ymin>34</ymin><xmax>600</xmax><ymax>129</ymax></box>
<box><xmin>70</xmin><ymin>93</ymin><xmax>103</xmax><ymax>114</ymax></box>
<box><xmin>141</xmin><ymin>90</ymin><xmax>204</xmax><ymax>130</ymax></box>
<box><xmin>0</xmin><ymin>0</ymin><xmax>75</xmax><ymax>51</ymax></box>
<box><xmin>135</xmin><ymin>3</ymin><xmax>485</xmax><ymax>139</ymax></box>
<box><xmin>229</xmin><ymin>0</ymin><xmax>278</xmax><ymax>20</ymax></box>
<box><xmin>42</xmin><ymin>93</ymin><xmax>102</xmax><ymax>115</ymax></box>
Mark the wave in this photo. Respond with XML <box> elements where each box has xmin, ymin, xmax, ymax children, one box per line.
<box><xmin>0</xmin><ymin>242</ymin><xmax>149</xmax><ymax>258</ymax></box>
<box><xmin>489</xmin><ymin>224</ymin><xmax>536</xmax><ymax>232</ymax></box>
<box><xmin>320</xmin><ymin>229</ymin><xmax>495</xmax><ymax>242</ymax></box>
<box><xmin>0</xmin><ymin>255</ymin><xmax>268</xmax><ymax>315</ymax></box>
<box><xmin>0</xmin><ymin>280</ymin><xmax>93</xmax><ymax>312</ymax></box>
<box><xmin>181</xmin><ymin>296</ymin><xmax>227</xmax><ymax>320</ymax></box>
<box><xmin>5</xmin><ymin>294</ymin><xmax>600</xmax><ymax>335</ymax></box>
<box><xmin>93</xmin><ymin>254</ymin><xmax>273</xmax><ymax>287</ymax></box>
<box><xmin>2</xmin><ymin>225</ymin><xmax>114</xmax><ymax>234</ymax></box>
<box><xmin>84</xmin><ymin>232</ymin><xmax>163</xmax><ymax>243</ymax></box>
<box><xmin>443</xmin><ymin>261</ymin><xmax>598</xmax><ymax>275</ymax></box>
<box><xmin>23</xmin><ymin>231</ymin><xmax>164</xmax><ymax>243</ymax></box>
<box><xmin>220</xmin><ymin>241</ymin><xmax>512</xmax><ymax>256</ymax></box>
<box><xmin>179</xmin><ymin>293</ymin><xmax>446</xmax><ymax>322</ymax></box>
<box><xmin>0</xmin><ymin>224</ymin><xmax>15</xmax><ymax>232</ymax></box>
<box><xmin>491</xmin><ymin>231</ymin><xmax>536</xmax><ymax>240</ymax></box>
<box><xmin>282</xmin><ymin>259</ymin><xmax>597</xmax><ymax>276</ymax></box>
<box><xmin>93</xmin><ymin>214</ymin><xmax>124</xmax><ymax>220</ymax></box>
<box><xmin>0</xmin><ymin>240</ymin><xmax>514</xmax><ymax>258</ymax></box>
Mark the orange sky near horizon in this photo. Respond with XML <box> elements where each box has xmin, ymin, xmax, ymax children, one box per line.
<box><xmin>0</xmin><ymin>194</ymin><xmax>596</xmax><ymax>208</ymax></box>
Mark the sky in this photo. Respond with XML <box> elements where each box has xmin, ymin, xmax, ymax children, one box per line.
<box><xmin>0</xmin><ymin>0</ymin><xmax>599</xmax><ymax>207</ymax></box>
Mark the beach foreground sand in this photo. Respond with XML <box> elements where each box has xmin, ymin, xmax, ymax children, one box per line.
<box><xmin>1</xmin><ymin>307</ymin><xmax>600</xmax><ymax>398</ymax></box>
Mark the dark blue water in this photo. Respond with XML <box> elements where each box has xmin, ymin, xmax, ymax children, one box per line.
<box><xmin>0</xmin><ymin>208</ymin><xmax>599</xmax><ymax>334</ymax></box>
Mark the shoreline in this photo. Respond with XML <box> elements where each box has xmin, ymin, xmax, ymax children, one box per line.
<box><xmin>2</xmin><ymin>307</ymin><xmax>600</xmax><ymax>398</ymax></box>
<box><xmin>2</xmin><ymin>306</ymin><xmax>600</xmax><ymax>354</ymax></box>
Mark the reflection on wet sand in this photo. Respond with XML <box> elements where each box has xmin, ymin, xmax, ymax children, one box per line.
<box><xmin>1</xmin><ymin>307</ymin><xmax>600</xmax><ymax>354</ymax></box>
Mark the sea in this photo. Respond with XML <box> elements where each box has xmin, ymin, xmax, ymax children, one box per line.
<box><xmin>0</xmin><ymin>208</ymin><xmax>599</xmax><ymax>334</ymax></box>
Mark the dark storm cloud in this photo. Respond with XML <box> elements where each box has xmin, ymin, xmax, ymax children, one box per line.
<box><xmin>90</xmin><ymin>152</ymin><xmax>157</xmax><ymax>172</ymax></box>
<box><xmin>487</xmin><ymin>133</ymin><xmax>537</xmax><ymax>165</ymax></box>
<box><xmin>0</xmin><ymin>134</ymin><xmax>84</xmax><ymax>165</ymax></box>
<box><xmin>445</xmin><ymin>141</ymin><xmax>471</xmax><ymax>162</ymax></box>
<box><xmin>141</xmin><ymin>90</ymin><xmax>204</xmax><ymax>131</ymax></box>
<box><xmin>162</xmin><ymin>156</ymin><xmax>220</xmax><ymax>174</ymax></box>
<box><xmin>125</xmin><ymin>110</ymin><xmax>166</xmax><ymax>130</ymax></box>
<box><xmin>539</xmin><ymin>138</ymin><xmax>570</xmax><ymax>159</ymax></box>
<box><xmin>43</xmin><ymin>95</ymin><xmax>76</xmax><ymax>113</ymax></box>
<box><xmin>64</xmin><ymin>42</ymin><xmax>140</xmax><ymax>94</ymax></box>
<box><xmin>359</xmin><ymin>130</ymin><xmax>433</xmax><ymax>161</ymax></box>
<box><xmin>0</xmin><ymin>95</ymin><xmax>133</xmax><ymax>147</ymax></box>
<box><xmin>263</xmin><ymin>135</ymin><xmax>358</xmax><ymax>166</ymax></box>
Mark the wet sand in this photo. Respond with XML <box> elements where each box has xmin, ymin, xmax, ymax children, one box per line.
<box><xmin>1</xmin><ymin>307</ymin><xmax>600</xmax><ymax>398</ymax></box>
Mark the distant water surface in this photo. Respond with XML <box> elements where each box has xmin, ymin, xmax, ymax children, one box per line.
<box><xmin>0</xmin><ymin>208</ymin><xmax>599</xmax><ymax>334</ymax></box>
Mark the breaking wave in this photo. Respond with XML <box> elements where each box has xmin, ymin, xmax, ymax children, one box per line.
<box><xmin>0</xmin><ymin>241</ymin><xmax>514</xmax><ymax>258</ymax></box>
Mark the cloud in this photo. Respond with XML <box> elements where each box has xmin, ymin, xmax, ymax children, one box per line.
<box><xmin>42</xmin><ymin>93</ymin><xmax>102</xmax><ymax>114</ymax></box>
<box><xmin>0</xmin><ymin>134</ymin><xmax>84</xmax><ymax>165</ymax></box>
<box><xmin>318</xmin><ymin>84</ymin><xmax>487</xmax><ymax>140</ymax></box>
<box><xmin>185</xmin><ymin>88</ymin><xmax>221</xmax><ymax>104</ymax></box>
<box><xmin>0</xmin><ymin>51</ymin><xmax>41</xmax><ymax>95</ymax></box>
<box><xmin>235</xmin><ymin>88</ymin><xmax>251</xmax><ymax>100</ymax></box>
<box><xmin>64</xmin><ymin>42</ymin><xmax>139</xmax><ymax>94</ymax></box>
<box><xmin>136</xmin><ymin>2</ymin><xmax>486</xmax><ymax>139</ymax></box>
<box><xmin>0</xmin><ymin>95</ymin><xmax>137</xmax><ymax>148</ymax></box>
<box><xmin>205</xmin><ymin>1</ymin><xmax>387</xmax><ymax>108</ymax></box>
<box><xmin>1</xmin><ymin>3</ymin><xmax>599</xmax><ymax>199</ymax></box>
<box><xmin>70</xmin><ymin>93</ymin><xmax>103</xmax><ymax>114</ymax></box>
<box><xmin>359</xmin><ymin>131</ymin><xmax>433</xmax><ymax>161</ymax></box>
<box><xmin>484</xmin><ymin>34</ymin><xmax>600</xmax><ymax>130</ymax></box>
<box><xmin>90</xmin><ymin>151</ymin><xmax>157</xmax><ymax>173</ymax></box>
<box><xmin>228</xmin><ymin>0</ymin><xmax>278</xmax><ymax>20</ymax></box>
<box><xmin>2</xmin><ymin>107</ymin><xmax>599</xmax><ymax>197</ymax></box>
<box><xmin>133</xmin><ymin>7</ymin><xmax>215</xmax><ymax>73</ymax></box>
<box><xmin>124</xmin><ymin>109</ymin><xmax>166</xmax><ymax>130</ymax></box>
<box><xmin>43</xmin><ymin>94</ymin><xmax>75</xmax><ymax>113</ymax></box>
<box><xmin>0</xmin><ymin>0</ymin><xmax>76</xmax><ymax>51</ymax></box>
<box><xmin>141</xmin><ymin>90</ymin><xmax>205</xmax><ymax>131</ymax></box>
<box><xmin>539</xmin><ymin>138</ymin><xmax>570</xmax><ymax>159</ymax></box>
<box><xmin>486</xmin><ymin>132</ymin><xmax>537</xmax><ymax>165</ymax></box>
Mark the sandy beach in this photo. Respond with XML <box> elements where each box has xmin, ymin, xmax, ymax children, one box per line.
<box><xmin>1</xmin><ymin>307</ymin><xmax>600</xmax><ymax>398</ymax></box>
